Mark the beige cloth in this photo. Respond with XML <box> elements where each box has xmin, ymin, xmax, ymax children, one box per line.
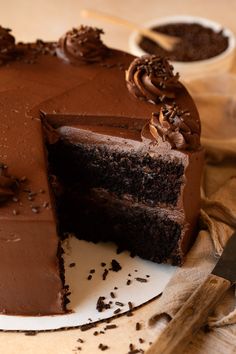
<box><xmin>149</xmin><ymin>75</ymin><xmax>236</xmax><ymax>353</ymax></box>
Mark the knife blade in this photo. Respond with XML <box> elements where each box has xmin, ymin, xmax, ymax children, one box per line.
<box><xmin>212</xmin><ymin>233</ymin><xmax>236</xmax><ymax>282</ymax></box>
<box><xmin>147</xmin><ymin>232</ymin><xmax>236</xmax><ymax>354</ymax></box>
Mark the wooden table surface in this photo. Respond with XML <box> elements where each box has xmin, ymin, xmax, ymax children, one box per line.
<box><xmin>1</xmin><ymin>0</ymin><xmax>236</xmax><ymax>353</ymax></box>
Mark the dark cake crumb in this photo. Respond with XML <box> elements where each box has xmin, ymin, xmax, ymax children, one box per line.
<box><xmin>101</xmin><ymin>262</ymin><xmax>106</xmax><ymax>267</ymax></box>
<box><xmin>77</xmin><ymin>338</ymin><xmax>84</xmax><ymax>343</ymax></box>
<box><xmin>111</xmin><ymin>259</ymin><xmax>122</xmax><ymax>272</ymax></box>
<box><xmin>96</xmin><ymin>296</ymin><xmax>110</xmax><ymax>312</ymax></box>
<box><xmin>104</xmin><ymin>324</ymin><xmax>117</xmax><ymax>330</ymax></box>
<box><xmin>135</xmin><ymin>277</ymin><xmax>148</xmax><ymax>283</ymax></box>
<box><xmin>24</xmin><ymin>331</ymin><xmax>37</xmax><ymax>336</ymax></box>
<box><xmin>139</xmin><ymin>338</ymin><xmax>144</xmax><ymax>344</ymax></box>
<box><xmin>80</xmin><ymin>323</ymin><xmax>97</xmax><ymax>332</ymax></box>
<box><xmin>102</xmin><ymin>269</ymin><xmax>109</xmax><ymax>280</ymax></box>
<box><xmin>128</xmin><ymin>301</ymin><xmax>133</xmax><ymax>310</ymax></box>
<box><xmin>69</xmin><ymin>262</ymin><xmax>76</xmax><ymax>268</ymax></box>
<box><xmin>136</xmin><ymin>322</ymin><xmax>141</xmax><ymax>331</ymax></box>
<box><xmin>110</xmin><ymin>292</ymin><xmax>115</xmax><ymax>299</ymax></box>
<box><xmin>87</xmin><ymin>274</ymin><xmax>92</xmax><ymax>280</ymax></box>
<box><xmin>115</xmin><ymin>301</ymin><xmax>124</xmax><ymax>307</ymax></box>
<box><xmin>90</xmin><ymin>269</ymin><xmax>95</xmax><ymax>274</ymax></box>
<box><xmin>98</xmin><ymin>343</ymin><xmax>109</xmax><ymax>351</ymax></box>
<box><xmin>113</xmin><ymin>308</ymin><xmax>121</xmax><ymax>315</ymax></box>
<box><xmin>126</xmin><ymin>280</ymin><xmax>131</xmax><ymax>286</ymax></box>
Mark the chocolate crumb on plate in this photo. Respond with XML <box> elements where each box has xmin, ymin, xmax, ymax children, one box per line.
<box><xmin>139</xmin><ymin>338</ymin><xmax>144</xmax><ymax>344</ymax></box>
<box><xmin>135</xmin><ymin>277</ymin><xmax>148</xmax><ymax>283</ymax></box>
<box><xmin>80</xmin><ymin>323</ymin><xmax>97</xmax><ymax>332</ymax></box>
<box><xmin>77</xmin><ymin>338</ymin><xmax>84</xmax><ymax>343</ymax></box>
<box><xmin>69</xmin><ymin>262</ymin><xmax>76</xmax><ymax>268</ymax></box>
<box><xmin>113</xmin><ymin>308</ymin><xmax>121</xmax><ymax>315</ymax></box>
<box><xmin>96</xmin><ymin>296</ymin><xmax>111</xmax><ymax>312</ymax></box>
<box><xmin>90</xmin><ymin>269</ymin><xmax>95</xmax><ymax>274</ymax></box>
<box><xmin>110</xmin><ymin>291</ymin><xmax>115</xmax><ymax>298</ymax></box>
<box><xmin>136</xmin><ymin>322</ymin><xmax>141</xmax><ymax>331</ymax></box>
<box><xmin>115</xmin><ymin>301</ymin><xmax>124</xmax><ymax>307</ymax></box>
<box><xmin>126</xmin><ymin>279</ymin><xmax>131</xmax><ymax>286</ymax></box>
<box><xmin>128</xmin><ymin>302</ymin><xmax>133</xmax><ymax>311</ymax></box>
<box><xmin>24</xmin><ymin>330</ymin><xmax>37</xmax><ymax>336</ymax></box>
<box><xmin>101</xmin><ymin>262</ymin><xmax>106</xmax><ymax>267</ymax></box>
<box><xmin>111</xmin><ymin>259</ymin><xmax>122</xmax><ymax>272</ymax></box>
<box><xmin>98</xmin><ymin>343</ymin><xmax>109</xmax><ymax>351</ymax></box>
<box><xmin>102</xmin><ymin>268</ymin><xmax>109</xmax><ymax>280</ymax></box>
<box><xmin>87</xmin><ymin>274</ymin><xmax>92</xmax><ymax>280</ymax></box>
<box><xmin>104</xmin><ymin>324</ymin><xmax>117</xmax><ymax>330</ymax></box>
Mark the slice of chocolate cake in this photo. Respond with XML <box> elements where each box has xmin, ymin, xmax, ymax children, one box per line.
<box><xmin>40</xmin><ymin>56</ymin><xmax>204</xmax><ymax>266</ymax></box>
<box><xmin>0</xmin><ymin>24</ymin><xmax>204</xmax><ymax>315</ymax></box>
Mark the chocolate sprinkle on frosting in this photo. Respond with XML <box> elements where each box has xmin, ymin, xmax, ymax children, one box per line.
<box><xmin>57</xmin><ymin>25</ymin><xmax>108</xmax><ymax>64</ymax></box>
<box><xmin>126</xmin><ymin>55</ymin><xmax>180</xmax><ymax>104</ymax></box>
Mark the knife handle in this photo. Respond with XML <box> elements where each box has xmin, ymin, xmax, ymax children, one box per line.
<box><xmin>147</xmin><ymin>274</ymin><xmax>231</xmax><ymax>354</ymax></box>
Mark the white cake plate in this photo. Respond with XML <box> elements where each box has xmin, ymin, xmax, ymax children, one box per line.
<box><xmin>0</xmin><ymin>236</ymin><xmax>176</xmax><ymax>331</ymax></box>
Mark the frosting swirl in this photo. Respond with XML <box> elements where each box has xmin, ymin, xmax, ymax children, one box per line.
<box><xmin>0</xmin><ymin>26</ymin><xmax>16</xmax><ymax>65</ymax></box>
<box><xmin>57</xmin><ymin>26</ymin><xmax>108</xmax><ymax>63</ymax></box>
<box><xmin>142</xmin><ymin>103</ymin><xmax>201</xmax><ymax>150</ymax></box>
<box><xmin>0</xmin><ymin>164</ymin><xmax>18</xmax><ymax>203</ymax></box>
<box><xmin>126</xmin><ymin>55</ymin><xmax>180</xmax><ymax>104</ymax></box>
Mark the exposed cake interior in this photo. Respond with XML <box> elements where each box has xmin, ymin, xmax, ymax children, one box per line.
<box><xmin>44</xmin><ymin>113</ymin><xmax>203</xmax><ymax>265</ymax></box>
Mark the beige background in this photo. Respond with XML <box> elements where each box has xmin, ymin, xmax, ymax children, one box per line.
<box><xmin>1</xmin><ymin>1</ymin><xmax>236</xmax><ymax>353</ymax></box>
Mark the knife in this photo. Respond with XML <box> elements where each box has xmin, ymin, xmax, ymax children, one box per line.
<box><xmin>147</xmin><ymin>232</ymin><xmax>236</xmax><ymax>354</ymax></box>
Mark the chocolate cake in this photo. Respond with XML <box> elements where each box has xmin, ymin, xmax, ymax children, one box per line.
<box><xmin>0</xmin><ymin>25</ymin><xmax>204</xmax><ymax>316</ymax></box>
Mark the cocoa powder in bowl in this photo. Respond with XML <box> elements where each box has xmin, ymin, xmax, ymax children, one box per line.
<box><xmin>139</xmin><ymin>23</ymin><xmax>229</xmax><ymax>62</ymax></box>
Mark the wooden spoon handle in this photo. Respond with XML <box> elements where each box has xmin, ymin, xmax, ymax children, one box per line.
<box><xmin>147</xmin><ymin>274</ymin><xmax>231</xmax><ymax>354</ymax></box>
<box><xmin>81</xmin><ymin>9</ymin><xmax>179</xmax><ymax>51</ymax></box>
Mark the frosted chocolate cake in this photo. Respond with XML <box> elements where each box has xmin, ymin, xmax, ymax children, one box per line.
<box><xmin>0</xmin><ymin>25</ymin><xmax>204</xmax><ymax>315</ymax></box>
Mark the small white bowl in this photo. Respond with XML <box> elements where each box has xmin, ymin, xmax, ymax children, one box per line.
<box><xmin>129</xmin><ymin>15</ymin><xmax>236</xmax><ymax>80</ymax></box>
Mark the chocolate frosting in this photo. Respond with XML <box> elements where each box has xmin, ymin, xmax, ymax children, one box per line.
<box><xmin>0</xmin><ymin>163</ymin><xmax>18</xmax><ymax>203</ymax></box>
<box><xmin>57</xmin><ymin>26</ymin><xmax>108</xmax><ymax>63</ymax></box>
<box><xmin>142</xmin><ymin>103</ymin><xmax>201</xmax><ymax>150</ymax></box>
<box><xmin>0</xmin><ymin>26</ymin><xmax>17</xmax><ymax>65</ymax></box>
<box><xmin>125</xmin><ymin>55</ymin><xmax>180</xmax><ymax>104</ymax></box>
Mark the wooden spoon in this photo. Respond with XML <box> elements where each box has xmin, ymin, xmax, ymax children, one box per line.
<box><xmin>81</xmin><ymin>9</ymin><xmax>180</xmax><ymax>51</ymax></box>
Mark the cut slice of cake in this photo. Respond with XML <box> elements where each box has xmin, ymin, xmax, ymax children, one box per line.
<box><xmin>42</xmin><ymin>107</ymin><xmax>204</xmax><ymax>265</ymax></box>
<box><xmin>40</xmin><ymin>55</ymin><xmax>204</xmax><ymax>266</ymax></box>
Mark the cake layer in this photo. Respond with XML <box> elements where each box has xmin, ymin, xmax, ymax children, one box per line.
<box><xmin>56</xmin><ymin>187</ymin><xmax>185</xmax><ymax>265</ymax></box>
<box><xmin>48</xmin><ymin>126</ymin><xmax>186</xmax><ymax>206</ymax></box>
